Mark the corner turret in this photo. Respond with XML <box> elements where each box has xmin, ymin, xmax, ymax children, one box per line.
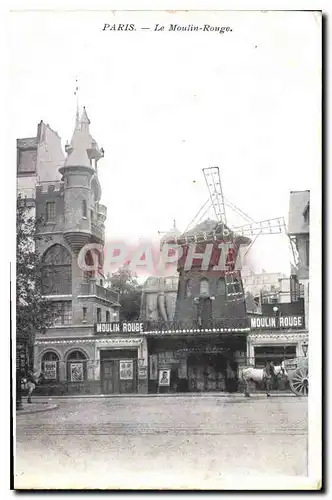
<box><xmin>59</xmin><ymin>108</ymin><xmax>106</xmax><ymax>252</ymax></box>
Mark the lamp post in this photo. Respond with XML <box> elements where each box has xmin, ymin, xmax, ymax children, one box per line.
<box><xmin>301</xmin><ymin>341</ymin><xmax>308</xmax><ymax>357</ymax></box>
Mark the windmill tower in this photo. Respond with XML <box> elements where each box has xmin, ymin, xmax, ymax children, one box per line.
<box><xmin>162</xmin><ymin>167</ymin><xmax>287</xmax><ymax>329</ymax></box>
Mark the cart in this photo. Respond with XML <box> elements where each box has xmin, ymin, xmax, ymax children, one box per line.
<box><xmin>283</xmin><ymin>357</ymin><xmax>308</xmax><ymax>396</ymax></box>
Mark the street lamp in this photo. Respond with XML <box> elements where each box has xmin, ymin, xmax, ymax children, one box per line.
<box><xmin>302</xmin><ymin>341</ymin><xmax>308</xmax><ymax>357</ymax></box>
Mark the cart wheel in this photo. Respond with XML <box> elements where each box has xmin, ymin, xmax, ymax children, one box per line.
<box><xmin>289</xmin><ymin>367</ymin><xmax>308</xmax><ymax>396</ymax></box>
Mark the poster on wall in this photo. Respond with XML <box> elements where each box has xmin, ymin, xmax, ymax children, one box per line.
<box><xmin>138</xmin><ymin>358</ymin><xmax>147</xmax><ymax>379</ymax></box>
<box><xmin>119</xmin><ymin>360</ymin><xmax>133</xmax><ymax>380</ymax></box>
<box><xmin>138</xmin><ymin>366</ymin><xmax>148</xmax><ymax>379</ymax></box>
<box><xmin>158</xmin><ymin>369</ymin><xmax>171</xmax><ymax>387</ymax></box>
<box><xmin>43</xmin><ymin>360</ymin><xmax>57</xmax><ymax>380</ymax></box>
<box><xmin>70</xmin><ymin>362</ymin><xmax>84</xmax><ymax>382</ymax></box>
<box><xmin>149</xmin><ymin>354</ymin><xmax>158</xmax><ymax>380</ymax></box>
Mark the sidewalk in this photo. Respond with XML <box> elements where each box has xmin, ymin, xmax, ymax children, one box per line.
<box><xmin>34</xmin><ymin>391</ymin><xmax>297</xmax><ymax>400</ymax></box>
<box><xmin>16</xmin><ymin>401</ymin><xmax>59</xmax><ymax>415</ymax></box>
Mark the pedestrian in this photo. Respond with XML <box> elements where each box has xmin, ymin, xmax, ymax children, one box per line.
<box><xmin>26</xmin><ymin>370</ymin><xmax>38</xmax><ymax>404</ymax></box>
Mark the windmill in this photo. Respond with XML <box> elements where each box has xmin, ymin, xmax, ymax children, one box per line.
<box><xmin>162</xmin><ymin>167</ymin><xmax>296</xmax><ymax>308</ymax></box>
<box><xmin>182</xmin><ymin>167</ymin><xmax>286</xmax><ymax>247</ymax></box>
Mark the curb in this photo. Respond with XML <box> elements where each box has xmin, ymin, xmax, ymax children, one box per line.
<box><xmin>16</xmin><ymin>403</ymin><xmax>59</xmax><ymax>415</ymax></box>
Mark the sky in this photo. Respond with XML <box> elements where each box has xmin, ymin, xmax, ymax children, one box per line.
<box><xmin>9</xmin><ymin>10</ymin><xmax>321</xmax><ymax>275</ymax></box>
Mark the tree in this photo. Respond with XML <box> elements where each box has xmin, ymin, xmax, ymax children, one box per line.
<box><xmin>107</xmin><ymin>265</ymin><xmax>142</xmax><ymax>321</ymax></box>
<box><xmin>16</xmin><ymin>196</ymin><xmax>55</xmax><ymax>408</ymax></box>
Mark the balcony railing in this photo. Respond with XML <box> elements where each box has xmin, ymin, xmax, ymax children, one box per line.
<box><xmin>96</xmin><ymin>203</ymin><xmax>107</xmax><ymax>217</ymax></box>
<box><xmin>80</xmin><ymin>282</ymin><xmax>119</xmax><ymax>304</ymax></box>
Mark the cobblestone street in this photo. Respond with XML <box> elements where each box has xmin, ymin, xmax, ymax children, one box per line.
<box><xmin>15</xmin><ymin>395</ymin><xmax>308</xmax><ymax>489</ymax></box>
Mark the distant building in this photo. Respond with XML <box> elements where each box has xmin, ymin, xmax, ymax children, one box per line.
<box><xmin>288</xmin><ymin>190</ymin><xmax>310</xmax><ymax>329</ymax></box>
<box><xmin>17</xmin><ymin>121</ymin><xmax>65</xmax><ymax>217</ymax></box>
<box><xmin>242</xmin><ymin>271</ymin><xmax>286</xmax><ymax>313</ymax></box>
<box><xmin>140</xmin><ymin>276</ymin><xmax>179</xmax><ymax>322</ymax></box>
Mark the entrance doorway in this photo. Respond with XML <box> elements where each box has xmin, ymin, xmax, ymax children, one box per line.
<box><xmin>187</xmin><ymin>353</ymin><xmax>238</xmax><ymax>392</ymax></box>
<box><xmin>100</xmin><ymin>350</ymin><xmax>138</xmax><ymax>394</ymax></box>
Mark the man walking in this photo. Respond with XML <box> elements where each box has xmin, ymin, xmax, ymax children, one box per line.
<box><xmin>26</xmin><ymin>370</ymin><xmax>41</xmax><ymax>404</ymax></box>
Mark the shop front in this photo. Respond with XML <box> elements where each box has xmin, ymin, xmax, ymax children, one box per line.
<box><xmin>147</xmin><ymin>334</ymin><xmax>246</xmax><ymax>393</ymax></box>
<box><xmin>246</xmin><ymin>313</ymin><xmax>308</xmax><ymax>391</ymax></box>
<box><xmin>247</xmin><ymin>313</ymin><xmax>308</xmax><ymax>364</ymax></box>
<box><xmin>33</xmin><ymin>330</ymin><xmax>149</xmax><ymax>395</ymax></box>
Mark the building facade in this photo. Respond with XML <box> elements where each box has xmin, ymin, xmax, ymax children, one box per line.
<box><xmin>141</xmin><ymin>220</ymin><xmax>251</xmax><ymax>393</ymax></box>
<box><xmin>18</xmin><ymin>110</ymin><xmax>149</xmax><ymax>395</ymax></box>
<box><xmin>288</xmin><ymin>190</ymin><xmax>310</xmax><ymax>330</ymax></box>
<box><xmin>17</xmin><ymin>121</ymin><xmax>65</xmax><ymax>209</ymax></box>
<box><xmin>18</xmin><ymin>118</ymin><xmax>310</xmax><ymax>395</ymax></box>
<box><xmin>245</xmin><ymin>190</ymin><xmax>310</xmax><ymax>370</ymax></box>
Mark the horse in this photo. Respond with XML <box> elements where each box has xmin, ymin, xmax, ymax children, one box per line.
<box><xmin>21</xmin><ymin>370</ymin><xmax>44</xmax><ymax>403</ymax></box>
<box><xmin>239</xmin><ymin>362</ymin><xmax>287</xmax><ymax>397</ymax></box>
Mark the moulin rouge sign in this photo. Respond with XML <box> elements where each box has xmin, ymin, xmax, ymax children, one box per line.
<box><xmin>95</xmin><ymin>322</ymin><xmax>145</xmax><ymax>334</ymax></box>
<box><xmin>250</xmin><ymin>315</ymin><xmax>304</xmax><ymax>330</ymax></box>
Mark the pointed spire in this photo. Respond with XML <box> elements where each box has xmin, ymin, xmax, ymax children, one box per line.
<box><xmin>75</xmin><ymin>106</ymin><xmax>80</xmax><ymax>131</ymax></box>
<box><xmin>74</xmin><ymin>77</ymin><xmax>80</xmax><ymax>131</ymax></box>
<box><xmin>80</xmin><ymin>106</ymin><xmax>90</xmax><ymax>132</ymax></box>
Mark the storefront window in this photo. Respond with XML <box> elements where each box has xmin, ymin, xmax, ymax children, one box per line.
<box><xmin>254</xmin><ymin>345</ymin><xmax>296</xmax><ymax>367</ymax></box>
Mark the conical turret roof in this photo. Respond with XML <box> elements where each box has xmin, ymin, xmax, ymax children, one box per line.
<box><xmin>64</xmin><ymin>128</ymin><xmax>91</xmax><ymax>168</ymax></box>
<box><xmin>65</xmin><ymin>105</ymin><xmax>102</xmax><ymax>165</ymax></box>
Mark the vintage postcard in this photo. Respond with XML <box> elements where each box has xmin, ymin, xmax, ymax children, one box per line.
<box><xmin>11</xmin><ymin>7</ymin><xmax>322</xmax><ymax>491</ymax></box>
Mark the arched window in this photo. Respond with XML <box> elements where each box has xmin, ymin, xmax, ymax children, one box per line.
<box><xmin>41</xmin><ymin>244</ymin><xmax>72</xmax><ymax>295</ymax></box>
<box><xmin>67</xmin><ymin>350</ymin><xmax>87</xmax><ymax>382</ymax></box>
<box><xmin>185</xmin><ymin>279</ymin><xmax>193</xmax><ymax>298</ymax></box>
<box><xmin>200</xmin><ymin>278</ymin><xmax>209</xmax><ymax>297</ymax></box>
<box><xmin>217</xmin><ymin>278</ymin><xmax>226</xmax><ymax>296</ymax></box>
<box><xmin>41</xmin><ymin>351</ymin><xmax>59</xmax><ymax>381</ymax></box>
